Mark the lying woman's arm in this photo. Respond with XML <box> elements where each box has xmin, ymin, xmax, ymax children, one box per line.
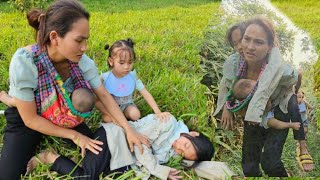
<box><xmin>93</xmin><ymin>85</ymin><xmax>149</xmax><ymax>153</ymax></box>
<box><xmin>133</xmin><ymin>145</ymin><xmax>174</xmax><ymax>180</ymax></box>
<box><xmin>15</xmin><ymin>98</ymin><xmax>103</xmax><ymax>157</ymax></box>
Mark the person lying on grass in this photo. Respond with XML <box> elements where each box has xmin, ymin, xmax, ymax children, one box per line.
<box><xmin>28</xmin><ymin>114</ymin><xmax>214</xmax><ymax>180</ymax></box>
<box><xmin>233</xmin><ymin>79</ymin><xmax>301</xmax><ymax>130</ymax></box>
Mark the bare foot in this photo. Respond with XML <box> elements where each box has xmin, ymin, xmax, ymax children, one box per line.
<box><xmin>26</xmin><ymin>151</ymin><xmax>59</xmax><ymax>174</ymax></box>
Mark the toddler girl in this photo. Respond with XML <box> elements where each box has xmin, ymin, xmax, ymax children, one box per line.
<box><xmin>98</xmin><ymin>38</ymin><xmax>170</xmax><ymax>121</ymax></box>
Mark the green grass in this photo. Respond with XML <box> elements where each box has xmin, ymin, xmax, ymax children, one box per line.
<box><xmin>218</xmin><ymin>1</ymin><xmax>320</xmax><ymax>177</ymax></box>
<box><xmin>0</xmin><ymin>0</ymin><xmax>219</xmax><ymax>179</ymax></box>
<box><xmin>1</xmin><ymin>0</ymin><xmax>320</xmax><ymax>179</ymax></box>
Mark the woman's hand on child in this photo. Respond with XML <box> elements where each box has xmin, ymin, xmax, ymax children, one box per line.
<box><xmin>126</xmin><ymin>128</ymin><xmax>150</xmax><ymax>154</ymax></box>
<box><xmin>168</xmin><ymin>168</ymin><xmax>182</xmax><ymax>180</ymax></box>
<box><xmin>221</xmin><ymin>106</ymin><xmax>234</xmax><ymax>130</ymax></box>
<box><xmin>72</xmin><ymin>132</ymin><xmax>103</xmax><ymax>157</ymax></box>
<box><xmin>155</xmin><ymin>112</ymin><xmax>171</xmax><ymax>122</ymax></box>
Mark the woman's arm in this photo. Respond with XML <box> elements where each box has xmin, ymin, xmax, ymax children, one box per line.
<box><xmin>93</xmin><ymin>85</ymin><xmax>149</xmax><ymax>153</ymax></box>
<box><xmin>133</xmin><ymin>145</ymin><xmax>173</xmax><ymax>180</ymax></box>
<box><xmin>221</xmin><ymin>105</ymin><xmax>234</xmax><ymax>130</ymax></box>
<box><xmin>15</xmin><ymin>98</ymin><xmax>103</xmax><ymax>157</ymax></box>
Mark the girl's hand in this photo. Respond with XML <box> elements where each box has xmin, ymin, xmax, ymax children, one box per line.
<box><xmin>168</xmin><ymin>168</ymin><xmax>182</xmax><ymax>180</ymax></box>
<box><xmin>126</xmin><ymin>128</ymin><xmax>150</xmax><ymax>154</ymax></box>
<box><xmin>72</xmin><ymin>132</ymin><xmax>103</xmax><ymax>157</ymax></box>
<box><xmin>221</xmin><ymin>105</ymin><xmax>234</xmax><ymax>130</ymax></box>
<box><xmin>155</xmin><ymin>112</ymin><xmax>171</xmax><ymax>122</ymax></box>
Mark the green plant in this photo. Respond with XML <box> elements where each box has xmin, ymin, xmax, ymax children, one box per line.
<box><xmin>7</xmin><ymin>0</ymin><xmax>50</xmax><ymax>12</ymax></box>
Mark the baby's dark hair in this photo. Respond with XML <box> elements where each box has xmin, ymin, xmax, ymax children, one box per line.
<box><xmin>181</xmin><ymin>133</ymin><xmax>214</xmax><ymax>161</ymax></box>
<box><xmin>226</xmin><ymin>21</ymin><xmax>246</xmax><ymax>48</ymax></box>
<box><xmin>233</xmin><ymin>79</ymin><xmax>256</xmax><ymax>101</ymax></box>
<box><xmin>104</xmin><ymin>38</ymin><xmax>136</xmax><ymax>68</ymax></box>
<box><xmin>72</xmin><ymin>88</ymin><xmax>95</xmax><ymax>112</ymax></box>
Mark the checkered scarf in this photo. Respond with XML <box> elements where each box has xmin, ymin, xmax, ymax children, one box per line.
<box><xmin>225</xmin><ymin>57</ymin><xmax>266</xmax><ymax>112</ymax></box>
<box><xmin>32</xmin><ymin>44</ymin><xmax>93</xmax><ymax>127</ymax></box>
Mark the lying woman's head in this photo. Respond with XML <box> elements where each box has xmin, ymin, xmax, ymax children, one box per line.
<box><xmin>241</xmin><ymin>16</ymin><xmax>276</xmax><ymax>63</ymax></box>
<box><xmin>172</xmin><ymin>131</ymin><xmax>214</xmax><ymax>161</ymax></box>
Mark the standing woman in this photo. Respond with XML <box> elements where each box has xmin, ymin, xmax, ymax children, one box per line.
<box><xmin>0</xmin><ymin>0</ymin><xmax>147</xmax><ymax>179</ymax></box>
<box><xmin>215</xmin><ymin>17</ymin><xmax>307</xmax><ymax>177</ymax></box>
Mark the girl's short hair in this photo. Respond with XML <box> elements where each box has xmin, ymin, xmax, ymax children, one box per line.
<box><xmin>226</xmin><ymin>22</ymin><xmax>246</xmax><ymax>48</ymax></box>
<box><xmin>181</xmin><ymin>133</ymin><xmax>214</xmax><ymax>161</ymax></box>
<box><xmin>104</xmin><ymin>38</ymin><xmax>136</xmax><ymax>67</ymax></box>
<box><xmin>27</xmin><ymin>0</ymin><xmax>90</xmax><ymax>51</ymax></box>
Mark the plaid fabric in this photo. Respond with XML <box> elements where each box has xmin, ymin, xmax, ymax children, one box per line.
<box><xmin>32</xmin><ymin>44</ymin><xmax>93</xmax><ymax>128</ymax></box>
<box><xmin>225</xmin><ymin>57</ymin><xmax>266</xmax><ymax>112</ymax></box>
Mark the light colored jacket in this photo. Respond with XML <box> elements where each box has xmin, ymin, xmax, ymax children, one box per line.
<box><xmin>102</xmin><ymin>114</ymin><xmax>188</xmax><ymax>180</ymax></box>
<box><xmin>214</xmin><ymin>48</ymin><xmax>297</xmax><ymax>123</ymax></box>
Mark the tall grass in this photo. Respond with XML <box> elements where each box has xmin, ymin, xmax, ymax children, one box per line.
<box><xmin>0</xmin><ymin>0</ymin><xmax>219</xmax><ymax>179</ymax></box>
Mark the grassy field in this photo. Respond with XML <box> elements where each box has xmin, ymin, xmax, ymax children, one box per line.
<box><xmin>0</xmin><ymin>0</ymin><xmax>219</xmax><ymax>179</ymax></box>
<box><xmin>0</xmin><ymin>0</ymin><xmax>319</xmax><ymax>179</ymax></box>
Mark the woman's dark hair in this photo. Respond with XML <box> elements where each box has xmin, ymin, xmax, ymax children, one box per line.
<box><xmin>181</xmin><ymin>133</ymin><xmax>214</xmax><ymax>161</ymax></box>
<box><xmin>104</xmin><ymin>38</ymin><xmax>136</xmax><ymax>67</ymax></box>
<box><xmin>27</xmin><ymin>0</ymin><xmax>90</xmax><ymax>51</ymax></box>
<box><xmin>244</xmin><ymin>16</ymin><xmax>277</xmax><ymax>47</ymax></box>
<box><xmin>226</xmin><ymin>21</ymin><xmax>246</xmax><ymax>48</ymax></box>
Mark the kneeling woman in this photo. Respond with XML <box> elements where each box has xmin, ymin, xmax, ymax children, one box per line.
<box><xmin>29</xmin><ymin>114</ymin><xmax>214</xmax><ymax>180</ymax></box>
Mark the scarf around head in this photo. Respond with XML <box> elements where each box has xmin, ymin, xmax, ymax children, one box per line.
<box><xmin>32</xmin><ymin>44</ymin><xmax>93</xmax><ymax>128</ymax></box>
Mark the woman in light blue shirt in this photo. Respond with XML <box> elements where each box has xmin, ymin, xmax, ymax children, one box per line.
<box><xmin>0</xmin><ymin>1</ymin><xmax>148</xmax><ymax>179</ymax></box>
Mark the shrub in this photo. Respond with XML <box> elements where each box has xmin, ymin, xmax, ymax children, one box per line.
<box><xmin>7</xmin><ymin>0</ymin><xmax>51</xmax><ymax>12</ymax></box>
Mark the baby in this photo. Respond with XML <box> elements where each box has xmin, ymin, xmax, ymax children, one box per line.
<box><xmin>233</xmin><ymin>79</ymin><xmax>300</xmax><ymax>130</ymax></box>
<box><xmin>0</xmin><ymin>87</ymin><xmax>95</xmax><ymax>113</ymax></box>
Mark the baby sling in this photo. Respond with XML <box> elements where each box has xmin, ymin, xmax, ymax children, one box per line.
<box><xmin>225</xmin><ymin>57</ymin><xmax>266</xmax><ymax>112</ymax></box>
<box><xmin>32</xmin><ymin>44</ymin><xmax>93</xmax><ymax>128</ymax></box>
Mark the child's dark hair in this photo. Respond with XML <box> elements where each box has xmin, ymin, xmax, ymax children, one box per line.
<box><xmin>226</xmin><ymin>21</ymin><xmax>246</xmax><ymax>48</ymax></box>
<box><xmin>104</xmin><ymin>38</ymin><xmax>136</xmax><ymax>67</ymax></box>
<box><xmin>181</xmin><ymin>133</ymin><xmax>214</xmax><ymax>161</ymax></box>
<box><xmin>72</xmin><ymin>88</ymin><xmax>95</xmax><ymax>112</ymax></box>
<box><xmin>233</xmin><ymin>79</ymin><xmax>256</xmax><ymax>101</ymax></box>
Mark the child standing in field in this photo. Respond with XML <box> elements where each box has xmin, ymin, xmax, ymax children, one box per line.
<box><xmin>297</xmin><ymin>91</ymin><xmax>314</xmax><ymax>137</ymax></box>
<box><xmin>97</xmin><ymin>38</ymin><xmax>170</xmax><ymax>122</ymax></box>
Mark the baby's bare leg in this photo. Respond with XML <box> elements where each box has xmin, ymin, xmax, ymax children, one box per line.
<box><xmin>124</xmin><ymin>105</ymin><xmax>141</xmax><ymax>121</ymax></box>
<box><xmin>0</xmin><ymin>91</ymin><xmax>15</xmax><ymax>107</ymax></box>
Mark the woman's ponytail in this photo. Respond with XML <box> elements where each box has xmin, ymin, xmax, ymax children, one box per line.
<box><xmin>27</xmin><ymin>9</ymin><xmax>45</xmax><ymax>45</ymax></box>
